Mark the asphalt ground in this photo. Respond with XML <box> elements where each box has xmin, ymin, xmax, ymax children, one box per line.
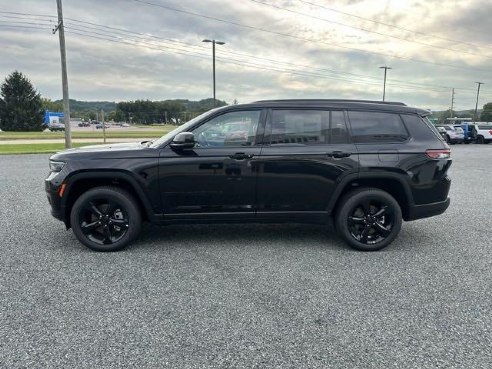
<box><xmin>0</xmin><ymin>145</ymin><xmax>491</xmax><ymax>368</ymax></box>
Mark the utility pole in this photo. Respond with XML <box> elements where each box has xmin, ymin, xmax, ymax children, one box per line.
<box><xmin>474</xmin><ymin>82</ymin><xmax>484</xmax><ymax>121</ymax></box>
<box><xmin>379</xmin><ymin>66</ymin><xmax>392</xmax><ymax>102</ymax></box>
<box><xmin>53</xmin><ymin>0</ymin><xmax>71</xmax><ymax>148</ymax></box>
<box><xmin>450</xmin><ymin>88</ymin><xmax>455</xmax><ymax>118</ymax></box>
<box><xmin>101</xmin><ymin>110</ymin><xmax>106</xmax><ymax>143</ymax></box>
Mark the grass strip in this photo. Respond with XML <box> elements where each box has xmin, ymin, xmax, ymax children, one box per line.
<box><xmin>0</xmin><ymin>126</ymin><xmax>175</xmax><ymax>140</ymax></box>
<box><xmin>0</xmin><ymin>142</ymin><xmax>105</xmax><ymax>155</ymax></box>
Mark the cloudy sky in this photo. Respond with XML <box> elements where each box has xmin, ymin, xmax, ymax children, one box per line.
<box><xmin>0</xmin><ymin>0</ymin><xmax>491</xmax><ymax>110</ymax></box>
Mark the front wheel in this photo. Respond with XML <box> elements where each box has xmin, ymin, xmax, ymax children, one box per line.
<box><xmin>70</xmin><ymin>187</ymin><xmax>142</xmax><ymax>251</ymax></box>
<box><xmin>335</xmin><ymin>188</ymin><xmax>402</xmax><ymax>251</ymax></box>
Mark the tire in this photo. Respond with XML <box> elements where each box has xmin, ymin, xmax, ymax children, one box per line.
<box><xmin>477</xmin><ymin>136</ymin><xmax>485</xmax><ymax>144</ymax></box>
<box><xmin>335</xmin><ymin>188</ymin><xmax>402</xmax><ymax>251</ymax></box>
<box><xmin>446</xmin><ymin>135</ymin><xmax>451</xmax><ymax>144</ymax></box>
<box><xmin>70</xmin><ymin>186</ymin><xmax>142</xmax><ymax>251</ymax></box>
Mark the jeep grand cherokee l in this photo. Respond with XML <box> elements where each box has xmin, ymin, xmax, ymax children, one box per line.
<box><xmin>46</xmin><ymin>99</ymin><xmax>451</xmax><ymax>252</ymax></box>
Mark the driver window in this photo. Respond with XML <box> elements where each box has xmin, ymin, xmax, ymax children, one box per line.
<box><xmin>193</xmin><ymin>110</ymin><xmax>261</xmax><ymax>147</ymax></box>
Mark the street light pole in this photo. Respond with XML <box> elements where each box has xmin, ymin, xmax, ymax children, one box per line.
<box><xmin>474</xmin><ymin>82</ymin><xmax>484</xmax><ymax>121</ymax></box>
<box><xmin>202</xmin><ymin>39</ymin><xmax>225</xmax><ymax>107</ymax></box>
<box><xmin>379</xmin><ymin>66</ymin><xmax>392</xmax><ymax>102</ymax></box>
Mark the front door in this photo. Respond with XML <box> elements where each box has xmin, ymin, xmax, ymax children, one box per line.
<box><xmin>158</xmin><ymin>109</ymin><xmax>265</xmax><ymax>219</ymax></box>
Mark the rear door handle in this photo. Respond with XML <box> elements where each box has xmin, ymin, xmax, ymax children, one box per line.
<box><xmin>327</xmin><ymin>151</ymin><xmax>351</xmax><ymax>158</ymax></box>
<box><xmin>230</xmin><ymin>152</ymin><xmax>253</xmax><ymax>160</ymax></box>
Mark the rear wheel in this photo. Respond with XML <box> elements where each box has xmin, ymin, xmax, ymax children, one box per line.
<box><xmin>335</xmin><ymin>188</ymin><xmax>402</xmax><ymax>251</ymax></box>
<box><xmin>477</xmin><ymin>136</ymin><xmax>485</xmax><ymax>144</ymax></box>
<box><xmin>70</xmin><ymin>187</ymin><xmax>142</xmax><ymax>251</ymax></box>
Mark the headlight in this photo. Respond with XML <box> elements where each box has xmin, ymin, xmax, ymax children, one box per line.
<box><xmin>49</xmin><ymin>160</ymin><xmax>65</xmax><ymax>172</ymax></box>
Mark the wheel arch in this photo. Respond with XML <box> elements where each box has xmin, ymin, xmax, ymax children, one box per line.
<box><xmin>62</xmin><ymin>171</ymin><xmax>155</xmax><ymax>228</ymax></box>
<box><xmin>328</xmin><ymin>173</ymin><xmax>414</xmax><ymax>221</ymax></box>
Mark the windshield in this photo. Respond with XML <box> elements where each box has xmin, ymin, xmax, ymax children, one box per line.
<box><xmin>149</xmin><ymin>109</ymin><xmax>219</xmax><ymax>148</ymax></box>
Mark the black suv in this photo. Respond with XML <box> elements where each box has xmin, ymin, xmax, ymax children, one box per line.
<box><xmin>45</xmin><ymin>99</ymin><xmax>451</xmax><ymax>252</ymax></box>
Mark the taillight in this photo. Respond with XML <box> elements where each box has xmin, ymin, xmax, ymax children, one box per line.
<box><xmin>489</xmin><ymin>130</ymin><xmax>492</xmax><ymax>135</ymax></box>
<box><xmin>426</xmin><ymin>149</ymin><xmax>451</xmax><ymax>159</ymax></box>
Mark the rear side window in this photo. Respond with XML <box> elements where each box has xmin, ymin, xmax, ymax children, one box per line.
<box><xmin>267</xmin><ymin>110</ymin><xmax>349</xmax><ymax>145</ymax></box>
<box><xmin>348</xmin><ymin>111</ymin><xmax>408</xmax><ymax>143</ymax></box>
<box><xmin>405</xmin><ymin>115</ymin><xmax>442</xmax><ymax>140</ymax></box>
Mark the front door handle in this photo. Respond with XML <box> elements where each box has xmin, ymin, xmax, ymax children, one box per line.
<box><xmin>230</xmin><ymin>152</ymin><xmax>253</xmax><ymax>160</ymax></box>
<box><xmin>327</xmin><ymin>151</ymin><xmax>351</xmax><ymax>158</ymax></box>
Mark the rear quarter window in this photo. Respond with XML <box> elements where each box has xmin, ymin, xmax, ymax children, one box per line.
<box><xmin>348</xmin><ymin>111</ymin><xmax>408</xmax><ymax>143</ymax></box>
<box><xmin>403</xmin><ymin>114</ymin><xmax>443</xmax><ymax>140</ymax></box>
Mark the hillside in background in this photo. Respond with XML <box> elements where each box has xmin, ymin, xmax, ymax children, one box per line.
<box><xmin>52</xmin><ymin>98</ymin><xmax>227</xmax><ymax>114</ymax></box>
<box><xmin>46</xmin><ymin>98</ymin><xmax>228</xmax><ymax>122</ymax></box>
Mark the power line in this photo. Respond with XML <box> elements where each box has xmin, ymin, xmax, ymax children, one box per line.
<box><xmin>0</xmin><ymin>19</ymin><xmax>52</xmax><ymax>28</ymax></box>
<box><xmin>248</xmin><ymin>0</ymin><xmax>492</xmax><ymax>59</ymax></box>
<box><xmin>3</xmin><ymin>8</ymin><xmax>491</xmax><ymax>76</ymax></box>
<box><xmin>63</xmin><ymin>28</ymin><xmax>465</xmax><ymax>94</ymax></box>
<box><xmin>0</xmin><ymin>24</ymin><xmax>50</xmax><ymax>30</ymax></box>
<box><xmin>0</xmin><ymin>11</ymin><xmax>55</xmax><ymax>18</ymax></box>
<box><xmin>5</xmin><ymin>13</ymin><xmax>470</xmax><ymax>93</ymax></box>
<box><xmin>296</xmin><ymin>0</ymin><xmax>488</xmax><ymax>51</ymax></box>
<box><xmin>63</xmin><ymin>27</ymin><xmax>431</xmax><ymax>91</ymax></box>
<box><xmin>0</xmin><ymin>12</ymin><xmax>480</xmax><ymax>93</ymax></box>
<box><xmin>129</xmin><ymin>0</ymin><xmax>491</xmax><ymax>73</ymax></box>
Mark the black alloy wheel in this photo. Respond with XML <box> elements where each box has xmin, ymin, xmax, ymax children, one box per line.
<box><xmin>336</xmin><ymin>188</ymin><xmax>402</xmax><ymax>251</ymax></box>
<box><xmin>70</xmin><ymin>187</ymin><xmax>141</xmax><ymax>251</ymax></box>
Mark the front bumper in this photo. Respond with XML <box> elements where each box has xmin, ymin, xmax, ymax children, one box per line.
<box><xmin>45</xmin><ymin>177</ymin><xmax>64</xmax><ymax>222</ymax></box>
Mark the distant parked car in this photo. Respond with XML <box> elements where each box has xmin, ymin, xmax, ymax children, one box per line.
<box><xmin>454</xmin><ymin>124</ymin><xmax>476</xmax><ymax>144</ymax></box>
<box><xmin>49</xmin><ymin>123</ymin><xmax>65</xmax><ymax>132</ymax></box>
<box><xmin>121</xmin><ymin>123</ymin><xmax>130</xmax><ymax>127</ymax></box>
<box><xmin>78</xmin><ymin>122</ymin><xmax>90</xmax><ymax>127</ymax></box>
<box><xmin>436</xmin><ymin>126</ymin><xmax>447</xmax><ymax>140</ymax></box>
<box><xmin>95</xmin><ymin>123</ymin><xmax>110</xmax><ymax>129</ymax></box>
<box><xmin>472</xmin><ymin>123</ymin><xmax>492</xmax><ymax>144</ymax></box>
<box><xmin>436</xmin><ymin>124</ymin><xmax>464</xmax><ymax>144</ymax></box>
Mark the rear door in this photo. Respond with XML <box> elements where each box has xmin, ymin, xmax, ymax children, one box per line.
<box><xmin>255</xmin><ymin>108</ymin><xmax>359</xmax><ymax>218</ymax></box>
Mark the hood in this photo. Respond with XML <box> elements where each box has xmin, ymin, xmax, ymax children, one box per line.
<box><xmin>70</xmin><ymin>141</ymin><xmax>149</xmax><ymax>152</ymax></box>
<box><xmin>50</xmin><ymin>141</ymin><xmax>153</xmax><ymax>161</ymax></box>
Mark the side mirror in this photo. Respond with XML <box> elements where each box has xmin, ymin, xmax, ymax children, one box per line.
<box><xmin>170</xmin><ymin>132</ymin><xmax>195</xmax><ymax>150</ymax></box>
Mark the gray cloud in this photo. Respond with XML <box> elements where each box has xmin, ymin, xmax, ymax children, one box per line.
<box><xmin>0</xmin><ymin>0</ymin><xmax>490</xmax><ymax>110</ymax></box>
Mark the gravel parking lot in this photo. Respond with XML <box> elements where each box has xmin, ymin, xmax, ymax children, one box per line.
<box><xmin>1</xmin><ymin>145</ymin><xmax>491</xmax><ymax>368</ymax></box>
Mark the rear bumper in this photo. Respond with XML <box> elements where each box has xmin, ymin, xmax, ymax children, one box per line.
<box><xmin>406</xmin><ymin>198</ymin><xmax>450</xmax><ymax>221</ymax></box>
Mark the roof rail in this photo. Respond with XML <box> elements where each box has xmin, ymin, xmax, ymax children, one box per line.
<box><xmin>253</xmin><ymin>99</ymin><xmax>407</xmax><ymax>106</ymax></box>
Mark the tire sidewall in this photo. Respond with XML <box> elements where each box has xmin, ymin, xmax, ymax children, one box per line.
<box><xmin>70</xmin><ymin>187</ymin><xmax>141</xmax><ymax>252</ymax></box>
<box><xmin>336</xmin><ymin>189</ymin><xmax>402</xmax><ymax>251</ymax></box>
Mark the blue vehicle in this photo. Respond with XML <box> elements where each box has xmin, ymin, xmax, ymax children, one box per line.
<box><xmin>453</xmin><ymin>124</ymin><xmax>477</xmax><ymax>144</ymax></box>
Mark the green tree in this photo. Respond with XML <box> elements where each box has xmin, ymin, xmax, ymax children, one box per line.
<box><xmin>0</xmin><ymin>71</ymin><xmax>44</xmax><ymax>131</ymax></box>
<box><xmin>41</xmin><ymin>98</ymin><xmax>63</xmax><ymax>112</ymax></box>
<box><xmin>480</xmin><ymin>102</ymin><xmax>492</xmax><ymax>121</ymax></box>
